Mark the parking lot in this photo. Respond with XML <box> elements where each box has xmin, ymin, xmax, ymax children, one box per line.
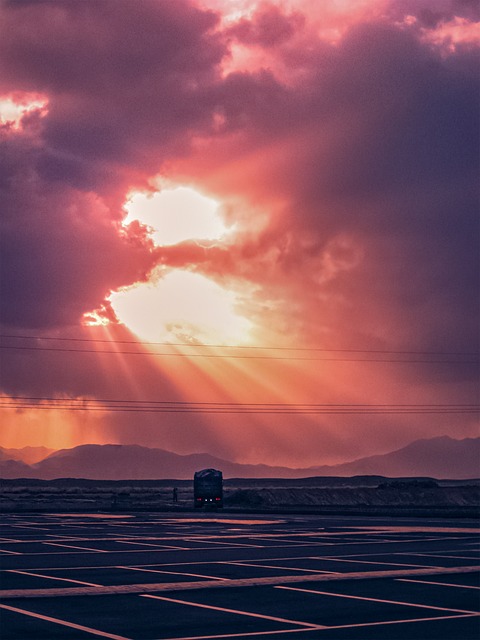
<box><xmin>1</xmin><ymin>512</ymin><xmax>479</xmax><ymax>639</ymax></box>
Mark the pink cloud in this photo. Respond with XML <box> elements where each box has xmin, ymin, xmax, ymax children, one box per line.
<box><xmin>0</xmin><ymin>0</ymin><xmax>477</xmax><ymax>465</ymax></box>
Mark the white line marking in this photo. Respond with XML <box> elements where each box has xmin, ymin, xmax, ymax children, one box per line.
<box><xmin>317</xmin><ymin>613</ymin><xmax>480</xmax><ymax>632</ymax></box>
<box><xmin>116</xmin><ymin>541</ymin><xmax>186</xmax><ymax>549</ymax></box>
<box><xmin>397</xmin><ymin>578</ymin><xmax>480</xmax><ymax>590</ymax></box>
<box><xmin>0</xmin><ymin>539</ymin><xmax>22</xmax><ymax>543</ymax></box>
<box><xmin>351</xmin><ymin>526</ymin><xmax>480</xmax><ymax>534</ymax></box>
<box><xmin>117</xmin><ymin>565</ymin><xmax>228</xmax><ymax>581</ymax></box>
<box><xmin>0</xmin><ymin>549</ymin><xmax>22</xmax><ymax>555</ymax></box>
<box><xmin>141</xmin><ymin>594</ymin><xmax>322</xmax><ymax>628</ymax></box>
<box><xmin>8</xmin><ymin>569</ymin><xmax>102</xmax><ymax>587</ymax></box>
<box><xmin>155</xmin><ymin>626</ymin><xmax>326</xmax><ymax>640</ymax></box>
<box><xmin>226</xmin><ymin>561</ymin><xmax>337</xmax><ymax>575</ymax></box>
<box><xmin>1</xmin><ymin>565</ymin><xmax>478</xmax><ymax>600</ymax></box>
<box><xmin>1</xmin><ymin>554</ymin><xmax>327</xmax><ymax>573</ymax></box>
<box><xmin>248</xmin><ymin>537</ymin><xmax>318</xmax><ymax>545</ymax></box>
<box><xmin>312</xmin><ymin>556</ymin><xmax>442</xmax><ymax>569</ymax></box>
<box><xmin>276</xmin><ymin>585</ymin><xmax>479</xmax><ymax>615</ymax></box>
<box><xmin>0</xmin><ymin>544</ymin><xmax>336</xmax><ymax>557</ymax></box>
<box><xmin>183</xmin><ymin>539</ymin><xmax>263</xmax><ymax>548</ymax></box>
<box><xmin>43</xmin><ymin>543</ymin><xmax>109</xmax><ymax>553</ymax></box>
<box><xmin>156</xmin><ymin>614</ymin><xmax>480</xmax><ymax>640</ymax></box>
<box><xmin>0</xmin><ymin>604</ymin><xmax>131</xmax><ymax>640</ymax></box>
<box><xmin>398</xmin><ymin>552</ymin><xmax>480</xmax><ymax>560</ymax></box>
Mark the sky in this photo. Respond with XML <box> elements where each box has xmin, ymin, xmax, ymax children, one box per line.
<box><xmin>0</xmin><ymin>0</ymin><xmax>478</xmax><ymax>468</ymax></box>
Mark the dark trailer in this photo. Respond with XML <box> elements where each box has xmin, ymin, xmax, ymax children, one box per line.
<box><xmin>194</xmin><ymin>468</ymin><xmax>223</xmax><ymax>508</ymax></box>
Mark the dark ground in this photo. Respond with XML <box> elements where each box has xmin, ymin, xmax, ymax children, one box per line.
<box><xmin>1</xmin><ymin>477</ymin><xmax>479</xmax><ymax>518</ymax></box>
<box><xmin>1</xmin><ymin>511</ymin><xmax>479</xmax><ymax>640</ymax></box>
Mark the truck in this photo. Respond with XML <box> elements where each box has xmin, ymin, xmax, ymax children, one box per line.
<box><xmin>194</xmin><ymin>468</ymin><xmax>223</xmax><ymax>508</ymax></box>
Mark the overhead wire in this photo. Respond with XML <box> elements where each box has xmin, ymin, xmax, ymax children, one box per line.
<box><xmin>1</xmin><ymin>396</ymin><xmax>478</xmax><ymax>415</ymax></box>
<box><xmin>0</xmin><ymin>344</ymin><xmax>477</xmax><ymax>364</ymax></box>
<box><xmin>0</xmin><ymin>334</ymin><xmax>477</xmax><ymax>357</ymax></box>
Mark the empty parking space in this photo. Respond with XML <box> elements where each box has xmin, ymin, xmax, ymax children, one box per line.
<box><xmin>1</xmin><ymin>512</ymin><xmax>479</xmax><ymax>639</ymax></box>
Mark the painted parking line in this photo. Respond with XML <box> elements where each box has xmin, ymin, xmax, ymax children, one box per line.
<box><xmin>313</xmin><ymin>555</ymin><xmax>444</xmax><ymax>569</ymax></box>
<box><xmin>45</xmin><ymin>534</ymin><xmax>93</xmax><ymax>540</ymax></box>
<box><xmin>43</xmin><ymin>542</ymin><xmax>110</xmax><ymax>553</ymax></box>
<box><xmin>1</xmin><ymin>565</ymin><xmax>478</xmax><ymax>599</ymax></box>
<box><xmin>351</xmin><ymin>527</ymin><xmax>480</xmax><ymax>534</ymax></box>
<box><xmin>183</xmin><ymin>538</ymin><xmax>263</xmax><ymax>548</ymax></box>
<box><xmin>112</xmin><ymin>555</ymin><xmax>338</xmax><ymax>572</ymax></box>
<box><xmin>276</xmin><ymin>585</ymin><xmax>479</xmax><ymax>615</ymax></box>
<box><xmin>0</xmin><ymin>538</ymin><xmax>22</xmax><ymax>543</ymax></box>
<box><xmin>141</xmin><ymin>593</ymin><xmax>323</xmax><ymax>629</ymax></box>
<box><xmin>0</xmin><ymin>603</ymin><xmax>131</xmax><ymax>640</ymax></box>
<box><xmin>0</xmin><ymin>549</ymin><xmax>22</xmax><ymax>555</ymax></box>
<box><xmin>157</xmin><ymin>629</ymin><xmax>323</xmax><ymax>640</ymax></box>
<box><xmin>117</xmin><ymin>565</ymin><xmax>229</xmax><ymax>581</ymax></box>
<box><xmin>116</xmin><ymin>541</ymin><xmax>187</xmax><ymax>549</ymax></box>
<box><xmin>223</xmin><ymin>561</ymin><xmax>338</xmax><ymax>575</ymax></box>
<box><xmin>317</xmin><ymin>613</ymin><xmax>480</xmax><ymax>635</ymax></box>
<box><xmin>157</xmin><ymin>614</ymin><xmax>479</xmax><ymax>640</ymax></box>
<box><xmin>9</xmin><ymin>546</ymin><xmax>240</xmax><ymax>557</ymax></box>
<box><xmin>8</xmin><ymin>569</ymin><xmax>102</xmax><ymax>587</ymax></box>
<box><xmin>397</xmin><ymin>578</ymin><xmax>480</xmax><ymax>590</ymax></box>
<box><xmin>397</xmin><ymin>552</ymin><xmax>480</xmax><ymax>560</ymax></box>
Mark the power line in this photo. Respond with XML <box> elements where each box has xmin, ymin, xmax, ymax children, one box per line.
<box><xmin>0</xmin><ymin>334</ymin><xmax>477</xmax><ymax>357</ymax></box>
<box><xmin>4</xmin><ymin>396</ymin><xmax>478</xmax><ymax>407</ymax></box>
<box><xmin>1</xmin><ymin>397</ymin><xmax>478</xmax><ymax>415</ymax></box>
<box><xmin>0</xmin><ymin>344</ymin><xmax>477</xmax><ymax>364</ymax></box>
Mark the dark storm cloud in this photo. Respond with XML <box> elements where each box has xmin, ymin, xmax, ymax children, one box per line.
<box><xmin>0</xmin><ymin>0</ymin><xmax>477</xmax><ymax>462</ymax></box>
<box><xmin>178</xmin><ymin>20</ymin><xmax>479</xmax><ymax>358</ymax></box>
<box><xmin>0</xmin><ymin>123</ymin><xmax>157</xmax><ymax>328</ymax></box>
<box><xmin>386</xmin><ymin>0</ymin><xmax>480</xmax><ymax>26</ymax></box>
<box><xmin>226</xmin><ymin>3</ymin><xmax>305</xmax><ymax>47</ymax></box>
<box><xmin>1</xmin><ymin>0</ymin><xmax>476</xmax><ymax>349</ymax></box>
<box><xmin>0</xmin><ymin>0</ymin><xmax>224</xmax><ymax>181</ymax></box>
<box><xmin>0</xmin><ymin>0</ymin><xmax>227</xmax><ymax>330</ymax></box>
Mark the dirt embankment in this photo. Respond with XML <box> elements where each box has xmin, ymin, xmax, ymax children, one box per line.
<box><xmin>1</xmin><ymin>478</ymin><xmax>479</xmax><ymax>515</ymax></box>
<box><xmin>224</xmin><ymin>486</ymin><xmax>480</xmax><ymax>508</ymax></box>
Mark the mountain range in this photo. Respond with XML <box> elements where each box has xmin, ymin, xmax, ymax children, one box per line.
<box><xmin>0</xmin><ymin>446</ymin><xmax>55</xmax><ymax>464</ymax></box>
<box><xmin>0</xmin><ymin>436</ymin><xmax>478</xmax><ymax>480</ymax></box>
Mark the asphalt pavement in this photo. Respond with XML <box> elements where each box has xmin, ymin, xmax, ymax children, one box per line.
<box><xmin>1</xmin><ymin>512</ymin><xmax>479</xmax><ymax>639</ymax></box>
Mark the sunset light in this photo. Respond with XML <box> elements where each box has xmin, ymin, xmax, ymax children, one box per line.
<box><xmin>1</xmin><ymin>3</ymin><xmax>478</xmax><ymax>637</ymax></box>
<box><xmin>0</xmin><ymin>94</ymin><xmax>47</xmax><ymax>128</ymax></box>
<box><xmin>0</xmin><ymin>0</ymin><xmax>478</xmax><ymax>476</ymax></box>
<box><xmin>109</xmin><ymin>269</ymin><xmax>253</xmax><ymax>346</ymax></box>
<box><xmin>123</xmin><ymin>187</ymin><xmax>230</xmax><ymax>246</ymax></box>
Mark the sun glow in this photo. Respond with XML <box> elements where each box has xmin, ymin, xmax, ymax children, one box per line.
<box><xmin>110</xmin><ymin>269</ymin><xmax>252</xmax><ymax>345</ymax></box>
<box><xmin>0</xmin><ymin>94</ymin><xmax>48</xmax><ymax>129</ymax></box>
<box><xmin>105</xmin><ymin>184</ymin><xmax>252</xmax><ymax>345</ymax></box>
<box><xmin>0</xmin><ymin>397</ymin><xmax>106</xmax><ymax>450</ymax></box>
<box><xmin>123</xmin><ymin>186</ymin><xmax>230</xmax><ymax>246</ymax></box>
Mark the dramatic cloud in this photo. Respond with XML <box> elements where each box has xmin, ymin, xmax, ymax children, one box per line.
<box><xmin>0</xmin><ymin>0</ymin><xmax>478</xmax><ymax>466</ymax></box>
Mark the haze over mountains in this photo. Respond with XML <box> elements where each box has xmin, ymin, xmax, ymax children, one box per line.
<box><xmin>0</xmin><ymin>437</ymin><xmax>478</xmax><ymax>480</ymax></box>
<box><xmin>0</xmin><ymin>446</ymin><xmax>55</xmax><ymax>465</ymax></box>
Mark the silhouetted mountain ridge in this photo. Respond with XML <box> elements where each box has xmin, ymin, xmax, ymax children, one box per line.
<box><xmin>0</xmin><ymin>446</ymin><xmax>54</xmax><ymax>464</ymax></box>
<box><xmin>0</xmin><ymin>436</ymin><xmax>478</xmax><ymax>480</ymax></box>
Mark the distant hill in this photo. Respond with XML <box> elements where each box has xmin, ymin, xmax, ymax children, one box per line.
<box><xmin>26</xmin><ymin>444</ymin><xmax>297</xmax><ymax>480</ymax></box>
<box><xmin>0</xmin><ymin>458</ymin><xmax>37</xmax><ymax>478</ymax></box>
<box><xmin>0</xmin><ymin>436</ymin><xmax>478</xmax><ymax>480</ymax></box>
<box><xmin>0</xmin><ymin>446</ymin><xmax>55</xmax><ymax>465</ymax></box>
<box><xmin>305</xmin><ymin>436</ymin><xmax>480</xmax><ymax>479</ymax></box>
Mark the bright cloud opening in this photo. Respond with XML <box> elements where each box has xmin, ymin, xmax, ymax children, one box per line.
<box><xmin>0</xmin><ymin>94</ymin><xmax>48</xmax><ymax>129</ymax></box>
<box><xmin>123</xmin><ymin>186</ymin><xmax>230</xmax><ymax>246</ymax></box>
<box><xmin>109</xmin><ymin>269</ymin><xmax>253</xmax><ymax>346</ymax></box>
